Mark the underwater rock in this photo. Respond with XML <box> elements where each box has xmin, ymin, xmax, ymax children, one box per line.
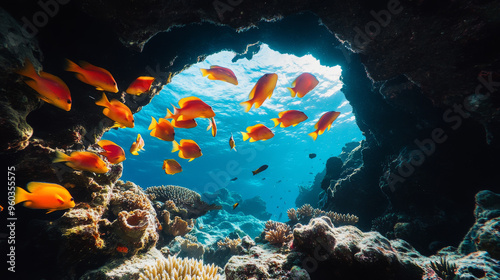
<box><xmin>459</xmin><ymin>190</ymin><xmax>500</xmax><ymax>260</ymax></box>
<box><xmin>204</xmin><ymin>236</ymin><xmax>245</xmax><ymax>268</ymax></box>
<box><xmin>295</xmin><ymin>169</ymin><xmax>325</xmax><ymax>209</ymax></box>
<box><xmin>237</xmin><ymin>195</ymin><xmax>272</xmax><ymax>221</ymax></box>
<box><xmin>202</xmin><ymin>188</ymin><xmax>272</xmax><ymax>220</ymax></box>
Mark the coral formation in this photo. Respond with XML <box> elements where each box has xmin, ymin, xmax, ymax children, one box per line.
<box><xmin>264</xmin><ymin>221</ymin><xmax>293</xmax><ymax>247</ymax></box>
<box><xmin>166</xmin><ymin>236</ymin><xmax>205</xmax><ymax>260</ymax></box>
<box><xmin>288</xmin><ymin>204</ymin><xmax>359</xmax><ymax>226</ymax></box>
<box><xmin>139</xmin><ymin>255</ymin><xmax>222</xmax><ymax>280</ymax></box>
<box><xmin>162</xmin><ymin>210</ymin><xmax>194</xmax><ymax>238</ymax></box>
<box><xmin>430</xmin><ymin>256</ymin><xmax>457</xmax><ymax>280</ymax></box>
<box><xmin>217</xmin><ymin>237</ymin><xmax>242</xmax><ymax>254</ymax></box>
<box><xmin>287</xmin><ymin>208</ymin><xmax>298</xmax><ymax>223</ymax></box>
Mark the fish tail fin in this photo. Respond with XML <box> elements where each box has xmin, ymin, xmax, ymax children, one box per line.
<box><xmin>131</xmin><ymin>150</ymin><xmax>139</xmax><ymax>156</ymax></box>
<box><xmin>148</xmin><ymin>117</ymin><xmax>157</xmax><ymax>130</ymax></box>
<box><xmin>271</xmin><ymin>118</ymin><xmax>280</xmax><ymax>127</ymax></box>
<box><xmin>95</xmin><ymin>93</ymin><xmax>110</xmax><ymax>108</ymax></box>
<box><xmin>308</xmin><ymin>131</ymin><xmax>318</xmax><ymax>141</ymax></box>
<box><xmin>240</xmin><ymin>101</ymin><xmax>252</xmax><ymax>112</ymax></box>
<box><xmin>252</xmin><ymin>170</ymin><xmax>257</xmax><ymax>175</ymax></box>
<box><xmin>64</xmin><ymin>59</ymin><xmax>82</xmax><ymax>73</ymax></box>
<box><xmin>200</xmin><ymin>68</ymin><xmax>209</xmax><ymax>77</ymax></box>
<box><xmin>171</xmin><ymin>140</ymin><xmax>180</xmax><ymax>153</ymax></box>
<box><xmin>16</xmin><ymin>59</ymin><xmax>39</xmax><ymax>80</ymax></box>
<box><xmin>53</xmin><ymin>151</ymin><xmax>70</xmax><ymax>163</ymax></box>
<box><xmin>233</xmin><ymin>147</ymin><xmax>237</xmax><ymax>152</ymax></box>
<box><xmin>14</xmin><ymin>187</ymin><xmax>29</xmax><ymax>205</ymax></box>
<box><xmin>288</xmin><ymin>87</ymin><xmax>296</xmax><ymax>97</ymax></box>
<box><xmin>241</xmin><ymin>132</ymin><xmax>250</xmax><ymax>141</ymax></box>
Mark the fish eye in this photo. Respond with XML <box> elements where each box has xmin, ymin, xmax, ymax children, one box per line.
<box><xmin>67</xmin><ymin>100</ymin><xmax>72</xmax><ymax>104</ymax></box>
<box><xmin>70</xmin><ymin>197</ymin><xmax>74</xmax><ymax>201</ymax></box>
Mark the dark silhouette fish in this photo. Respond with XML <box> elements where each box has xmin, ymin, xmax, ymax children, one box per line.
<box><xmin>309</xmin><ymin>153</ymin><xmax>317</xmax><ymax>159</ymax></box>
<box><xmin>230</xmin><ymin>177</ymin><xmax>238</xmax><ymax>181</ymax></box>
<box><xmin>252</xmin><ymin>164</ymin><xmax>268</xmax><ymax>175</ymax></box>
<box><xmin>278</xmin><ymin>212</ymin><xmax>283</xmax><ymax>220</ymax></box>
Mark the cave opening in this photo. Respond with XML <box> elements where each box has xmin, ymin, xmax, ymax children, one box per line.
<box><xmin>103</xmin><ymin>43</ymin><xmax>364</xmax><ymax>220</ymax></box>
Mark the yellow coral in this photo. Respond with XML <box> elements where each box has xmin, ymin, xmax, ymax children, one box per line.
<box><xmin>139</xmin><ymin>255</ymin><xmax>221</xmax><ymax>280</ymax></box>
<box><xmin>217</xmin><ymin>237</ymin><xmax>241</xmax><ymax>253</ymax></box>
<box><xmin>264</xmin><ymin>221</ymin><xmax>293</xmax><ymax>247</ymax></box>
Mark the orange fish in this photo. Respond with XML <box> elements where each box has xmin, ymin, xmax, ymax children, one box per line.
<box><xmin>200</xmin><ymin>65</ymin><xmax>238</xmax><ymax>85</ymax></box>
<box><xmin>149</xmin><ymin>117</ymin><xmax>175</xmax><ymax>141</ymax></box>
<box><xmin>229</xmin><ymin>133</ymin><xmax>237</xmax><ymax>151</ymax></box>
<box><xmin>116</xmin><ymin>246</ymin><xmax>128</xmax><ymax>253</ymax></box>
<box><xmin>171</xmin><ymin>118</ymin><xmax>198</xmax><ymax>129</ymax></box>
<box><xmin>65</xmin><ymin>59</ymin><xmax>118</xmax><ymax>93</ymax></box>
<box><xmin>241</xmin><ymin>124</ymin><xmax>274</xmax><ymax>142</ymax></box>
<box><xmin>97</xmin><ymin>140</ymin><xmax>126</xmax><ymax>164</ymax></box>
<box><xmin>16</xmin><ymin>59</ymin><xmax>72</xmax><ymax>111</ymax></box>
<box><xmin>309</xmin><ymin>111</ymin><xmax>341</xmax><ymax>141</ymax></box>
<box><xmin>126</xmin><ymin>76</ymin><xmax>155</xmax><ymax>95</ymax></box>
<box><xmin>166</xmin><ymin>96</ymin><xmax>215</xmax><ymax>121</ymax></box>
<box><xmin>240</xmin><ymin>73</ymin><xmax>278</xmax><ymax>112</ymax></box>
<box><xmin>15</xmin><ymin>182</ymin><xmax>75</xmax><ymax>214</ymax></box>
<box><xmin>172</xmin><ymin>139</ymin><xmax>202</xmax><ymax>162</ymax></box>
<box><xmin>53</xmin><ymin>151</ymin><xmax>109</xmax><ymax>173</ymax></box>
<box><xmin>271</xmin><ymin>110</ymin><xmax>308</xmax><ymax>128</ymax></box>
<box><xmin>288</xmin><ymin>73</ymin><xmax>319</xmax><ymax>98</ymax></box>
<box><xmin>130</xmin><ymin>134</ymin><xmax>145</xmax><ymax>155</ymax></box>
<box><xmin>0</xmin><ymin>205</ymin><xmax>3</xmax><ymax>212</ymax></box>
<box><xmin>207</xmin><ymin>117</ymin><xmax>217</xmax><ymax>137</ymax></box>
<box><xmin>233</xmin><ymin>203</ymin><xmax>239</xmax><ymax>210</ymax></box>
<box><xmin>162</xmin><ymin>159</ymin><xmax>182</xmax><ymax>175</ymax></box>
<box><xmin>95</xmin><ymin>93</ymin><xmax>135</xmax><ymax>128</ymax></box>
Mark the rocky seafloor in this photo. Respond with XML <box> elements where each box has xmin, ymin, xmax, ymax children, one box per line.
<box><xmin>1</xmin><ymin>0</ymin><xmax>500</xmax><ymax>279</ymax></box>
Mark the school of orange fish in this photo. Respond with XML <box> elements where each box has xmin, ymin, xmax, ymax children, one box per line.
<box><xmin>11</xmin><ymin>60</ymin><xmax>341</xmax><ymax>214</ymax></box>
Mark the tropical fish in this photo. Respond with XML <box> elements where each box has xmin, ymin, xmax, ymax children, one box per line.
<box><xmin>126</xmin><ymin>76</ymin><xmax>155</xmax><ymax>95</ymax></box>
<box><xmin>207</xmin><ymin>117</ymin><xmax>217</xmax><ymax>137</ymax></box>
<box><xmin>53</xmin><ymin>151</ymin><xmax>109</xmax><ymax>173</ymax></box>
<box><xmin>116</xmin><ymin>246</ymin><xmax>128</xmax><ymax>253</ymax></box>
<box><xmin>14</xmin><ymin>182</ymin><xmax>75</xmax><ymax>213</ymax></box>
<box><xmin>229</xmin><ymin>133</ymin><xmax>237</xmax><ymax>151</ymax></box>
<box><xmin>200</xmin><ymin>66</ymin><xmax>238</xmax><ymax>85</ymax></box>
<box><xmin>278</xmin><ymin>212</ymin><xmax>283</xmax><ymax>220</ymax></box>
<box><xmin>16</xmin><ymin>59</ymin><xmax>72</xmax><ymax>111</ymax></box>
<box><xmin>162</xmin><ymin>159</ymin><xmax>182</xmax><ymax>175</ymax></box>
<box><xmin>97</xmin><ymin>140</ymin><xmax>126</xmax><ymax>164</ymax></box>
<box><xmin>171</xmin><ymin>118</ymin><xmax>197</xmax><ymax>129</ymax></box>
<box><xmin>0</xmin><ymin>205</ymin><xmax>3</xmax><ymax>212</ymax></box>
<box><xmin>149</xmin><ymin>117</ymin><xmax>175</xmax><ymax>141</ymax></box>
<box><xmin>252</xmin><ymin>164</ymin><xmax>268</xmax><ymax>175</ymax></box>
<box><xmin>288</xmin><ymin>73</ymin><xmax>319</xmax><ymax>98</ymax></box>
<box><xmin>271</xmin><ymin>110</ymin><xmax>308</xmax><ymax>128</ymax></box>
<box><xmin>130</xmin><ymin>134</ymin><xmax>145</xmax><ymax>155</ymax></box>
<box><xmin>233</xmin><ymin>203</ymin><xmax>239</xmax><ymax>210</ymax></box>
<box><xmin>166</xmin><ymin>96</ymin><xmax>215</xmax><ymax>121</ymax></box>
<box><xmin>241</xmin><ymin>124</ymin><xmax>274</xmax><ymax>142</ymax></box>
<box><xmin>172</xmin><ymin>139</ymin><xmax>202</xmax><ymax>162</ymax></box>
<box><xmin>65</xmin><ymin>59</ymin><xmax>118</xmax><ymax>93</ymax></box>
<box><xmin>309</xmin><ymin>111</ymin><xmax>341</xmax><ymax>141</ymax></box>
<box><xmin>230</xmin><ymin>177</ymin><xmax>238</xmax><ymax>181</ymax></box>
<box><xmin>309</xmin><ymin>153</ymin><xmax>317</xmax><ymax>159</ymax></box>
<box><xmin>95</xmin><ymin>93</ymin><xmax>135</xmax><ymax>128</ymax></box>
<box><xmin>240</xmin><ymin>73</ymin><xmax>278</xmax><ymax>112</ymax></box>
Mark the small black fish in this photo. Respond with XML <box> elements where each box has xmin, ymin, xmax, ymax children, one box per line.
<box><xmin>309</xmin><ymin>153</ymin><xmax>317</xmax><ymax>159</ymax></box>
<box><xmin>262</xmin><ymin>178</ymin><xmax>266</xmax><ymax>180</ymax></box>
<box><xmin>309</xmin><ymin>172</ymin><xmax>313</xmax><ymax>174</ymax></box>
<box><xmin>287</xmin><ymin>190</ymin><xmax>291</xmax><ymax>192</ymax></box>
<box><xmin>276</xmin><ymin>180</ymin><xmax>282</xmax><ymax>183</ymax></box>
<box><xmin>278</xmin><ymin>212</ymin><xmax>283</xmax><ymax>219</ymax></box>
<box><xmin>279</xmin><ymin>197</ymin><xmax>283</xmax><ymax>200</ymax></box>
<box><xmin>252</xmin><ymin>164</ymin><xmax>268</xmax><ymax>175</ymax></box>
<box><xmin>230</xmin><ymin>177</ymin><xmax>238</xmax><ymax>181</ymax></box>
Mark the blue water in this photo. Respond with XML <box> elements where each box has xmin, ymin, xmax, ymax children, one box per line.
<box><xmin>104</xmin><ymin>44</ymin><xmax>364</xmax><ymax>220</ymax></box>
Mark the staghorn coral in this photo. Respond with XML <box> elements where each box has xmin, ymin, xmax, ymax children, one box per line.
<box><xmin>287</xmin><ymin>208</ymin><xmax>298</xmax><ymax>223</ymax></box>
<box><xmin>162</xmin><ymin>210</ymin><xmax>194</xmax><ymax>237</ymax></box>
<box><xmin>139</xmin><ymin>255</ymin><xmax>221</xmax><ymax>280</ymax></box>
<box><xmin>264</xmin><ymin>221</ymin><xmax>293</xmax><ymax>247</ymax></box>
<box><xmin>288</xmin><ymin>204</ymin><xmax>359</xmax><ymax>226</ymax></box>
<box><xmin>296</xmin><ymin>204</ymin><xmax>314</xmax><ymax>222</ymax></box>
<box><xmin>146</xmin><ymin>185</ymin><xmax>222</xmax><ymax>219</ymax></box>
<box><xmin>327</xmin><ymin>211</ymin><xmax>359</xmax><ymax>226</ymax></box>
<box><xmin>217</xmin><ymin>237</ymin><xmax>242</xmax><ymax>254</ymax></box>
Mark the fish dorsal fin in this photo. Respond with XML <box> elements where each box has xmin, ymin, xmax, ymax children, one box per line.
<box><xmin>278</xmin><ymin>111</ymin><xmax>289</xmax><ymax>118</ymax></box>
<box><xmin>178</xmin><ymin>96</ymin><xmax>202</xmax><ymax>107</ymax></box>
<box><xmin>248</xmin><ymin>124</ymin><xmax>265</xmax><ymax>132</ymax></box>
<box><xmin>138</xmin><ymin>76</ymin><xmax>155</xmax><ymax>82</ymax></box>
<box><xmin>109</xmin><ymin>99</ymin><xmax>129</xmax><ymax>110</ymax></box>
<box><xmin>98</xmin><ymin>140</ymin><xmax>115</xmax><ymax>147</ymax></box>
<box><xmin>27</xmin><ymin>182</ymin><xmax>63</xmax><ymax>193</ymax></box>
<box><xmin>79</xmin><ymin>61</ymin><xmax>113</xmax><ymax>76</ymax></box>
<box><xmin>291</xmin><ymin>77</ymin><xmax>297</xmax><ymax>88</ymax></box>
<box><xmin>38</xmin><ymin>71</ymin><xmax>70</xmax><ymax>92</ymax></box>
<box><xmin>210</xmin><ymin>65</ymin><xmax>222</xmax><ymax>69</ymax></box>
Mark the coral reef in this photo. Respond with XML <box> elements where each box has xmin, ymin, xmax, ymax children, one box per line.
<box><xmin>139</xmin><ymin>255</ymin><xmax>222</xmax><ymax>280</ymax></box>
<box><xmin>217</xmin><ymin>237</ymin><xmax>242</xmax><ymax>254</ymax></box>
<box><xmin>161</xmin><ymin>210</ymin><xmax>194</xmax><ymax>238</ymax></box>
<box><xmin>264</xmin><ymin>221</ymin><xmax>293</xmax><ymax>247</ymax></box>
<box><xmin>166</xmin><ymin>235</ymin><xmax>206</xmax><ymax>260</ymax></box>
<box><xmin>287</xmin><ymin>204</ymin><xmax>359</xmax><ymax>227</ymax></box>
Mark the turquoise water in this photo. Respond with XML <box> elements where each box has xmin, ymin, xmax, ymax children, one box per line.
<box><xmin>104</xmin><ymin>44</ymin><xmax>364</xmax><ymax>219</ymax></box>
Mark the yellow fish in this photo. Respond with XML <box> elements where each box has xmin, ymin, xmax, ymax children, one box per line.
<box><xmin>130</xmin><ymin>134</ymin><xmax>145</xmax><ymax>155</ymax></box>
<box><xmin>229</xmin><ymin>133</ymin><xmax>237</xmax><ymax>151</ymax></box>
<box><xmin>162</xmin><ymin>159</ymin><xmax>182</xmax><ymax>175</ymax></box>
<box><xmin>53</xmin><ymin>151</ymin><xmax>109</xmax><ymax>173</ymax></box>
<box><xmin>240</xmin><ymin>73</ymin><xmax>278</xmax><ymax>112</ymax></box>
<box><xmin>15</xmin><ymin>182</ymin><xmax>75</xmax><ymax>214</ymax></box>
<box><xmin>95</xmin><ymin>93</ymin><xmax>135</xmax><ymax>128</ymax></box>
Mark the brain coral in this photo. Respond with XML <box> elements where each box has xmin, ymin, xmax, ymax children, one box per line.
<box><xmin>146</xmin><ymin>185</ymin><xmax>222</xmax><ymax>219</ymax></box>
<box><xmin>139</xmin><ymin>255</ymin><xmax>221</xmax><ymax>280</ymax></box>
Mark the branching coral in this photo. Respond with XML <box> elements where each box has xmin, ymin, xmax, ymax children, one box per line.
<box><xmin>326</xmin><ymin>212</ymin><xmax>359</xmax><ymax>226</ymax></box>
<box><xmin>287</xmin><ymin>208</ymin><xmax>298</xmax><ymax>223</ymax></box>
<box><xmin>139</xmin><ymin>255</ymin><xmax>221</xmax><ymax>280</ymax></box>
<box><xmin>288</xmin><ymin>204</ymin><xmax>359</xmax><ymax>226</ymax></box>
<box><xmin>296</xmin><ymin>204</ymin><xmax>314</xmax><ymax>221</ymax></box>
<box><xmin>217</xmin><ymin>237</ymin><xmax>242</xmax><ymax>254</ymax></box>
<box><xmin>264</xmin><ymin>221</ymin><xmax>293</xmax><ymax>247</ymax></box>
<box><xmin>180</xmin><ymin>238</ymin><xmax>205</xmax><ymax>260</ymax></box>
<box><xmin>146</xmin><ymin>185</ymin><xmax>222</xmax><ymax>219</ymax></box>
<box><xmin>162</xmin><ymin>210</ymin><xmax>194</xmax><ymax>237</ymax></box>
